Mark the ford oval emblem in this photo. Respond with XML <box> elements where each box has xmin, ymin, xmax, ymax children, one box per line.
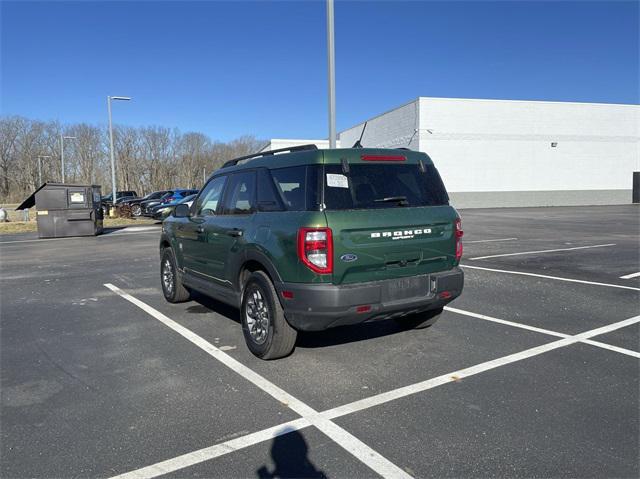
<box><xmin>340</xmin><ymin>253</ymin><xmax>358</xmax><ymax>262</ymax></box>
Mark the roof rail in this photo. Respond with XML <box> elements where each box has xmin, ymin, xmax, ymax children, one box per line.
<box><xmin>221</xmin><ymin>144</ymin><xmax>319</xmax><ymax>169</ymax></box>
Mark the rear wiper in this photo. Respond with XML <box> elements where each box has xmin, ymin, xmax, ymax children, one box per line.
<box><xmin>374</xmin><ymin>196</ymin><xmax>409</xmax><ymax>206</ymax></box>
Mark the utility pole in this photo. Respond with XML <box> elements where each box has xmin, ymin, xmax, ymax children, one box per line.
<box><xmin>107</xmin><ymin>95</ymin><xmax>132</xmax><ymax>210</ymax></box>
<box><xmin>326</xmin><ymin>0</ymin><xmax>336</xmax><ymax>148</ymax></box>
<box><xmin>60</xmin><ymin>136</ymin><xmax>76</xmax><ymax>182</ymax></box>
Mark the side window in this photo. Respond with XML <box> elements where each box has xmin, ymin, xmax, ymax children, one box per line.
<box><xmin>271</xmin><ymin>166</ymin><xmax>306</xmax><ymax>211</ymax></box>
<box><xmin>221</xmin><ymin>171</ymin><xmax>256</xmax><ymax>215</ymax></box>
<box><xmin>257</xmin><ymin>169</ymin><xmax>284</xmax><ymax>212</ymax></box>
<box><xmin>194</xmin><ymin>176</ymin><xmax>227</xmax><ymax>216</ymax></box>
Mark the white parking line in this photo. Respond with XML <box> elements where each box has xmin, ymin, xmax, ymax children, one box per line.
<box><xmin>465</xmin><ymin>237</ymin><xmax>518</xmax><ymax>244</ymax></box>
<box><xmin>110</xmin><ymin>419</ymin><xmax>311</xmax><ymax>479</ymax></box>
<box><xmin>104</xmin><ymin>283</ymin><xmax>640</xmax><ymax>478</ymax></box>
<box><xmin>445</xmin><ymin>306</ymin><xmax>640</xmax><ymax>358</ymax></box>
<box><xmin>620</xmin><ymin>272</ymin><xmax>640</xmax><ymax>280</ymax></box>
<box><xmin>324</xmin><ymin>313</ymin><xmax>640</xmax><ymax>420</ymax></box>
<box><xmin>461</xmin><ymin>264</ymin><xmax>640</xmax><ymax>292</ymax></box>
<box><xmin>469</xmin><ymin>243</ymin><xmax>616</xmax><ymax>261</ymax></box>
<box><xmin>104</xmin><ymin>283</ymin><xmax>411</xmax><ymax>479</ymax></box>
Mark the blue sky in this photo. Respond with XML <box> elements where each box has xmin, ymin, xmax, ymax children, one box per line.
<box><xmin>1</xmin><ymin>1</ymin><xmax>638</xmax><ymax>141</ymax></box>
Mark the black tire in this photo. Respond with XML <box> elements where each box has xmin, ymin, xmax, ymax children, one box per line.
<box><xmin>131</xmin><ymin>204</ymin><xmax>142</xmax><ymax>217</ymax></box>
<box><xmin>241</xmin><ymin>271</ymin><xmax>297</xmax><ymax>360</ymax></box>
<box><xmin>160</xmin><ymin>248</ymin><xmax>190</xmax><ymax>303</ymax></box>
<box><xmin>395</xmin><ymin>307</ymin><xmax>443</xmax><ymax>330</ymax></box>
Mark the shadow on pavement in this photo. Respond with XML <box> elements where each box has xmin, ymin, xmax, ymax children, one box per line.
<box><xmin>257</xmin><ymin>428</ymin><xmax>327</xmax><ymax>479</ymax></box>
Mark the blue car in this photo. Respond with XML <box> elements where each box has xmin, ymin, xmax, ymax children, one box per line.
<box><xmin>142</xmin><ymin>189</ymin><xmax>198</xmax><ymax>216</ymax></box>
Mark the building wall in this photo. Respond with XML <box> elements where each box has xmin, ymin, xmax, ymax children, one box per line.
<box><xmin>417</xmin><ymin>97</ymin><xmax>639</xmax><ymax>207</ymax></box>
<box><xmin>260</xmin><ymin>139</ymin><xmax>338</xmax><ymax>152</ymax></box>
<box><xmin>339</xmin><ymin>99</ymin><xmax>419</xmax><ymax>150</ymax></box>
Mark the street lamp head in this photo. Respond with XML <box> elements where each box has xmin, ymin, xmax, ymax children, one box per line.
<box><xmin>110</xmin><ymin>96</ymin><xmax>132</xmax><ymax>101</ymax></box>
<box><xmin>63</xmin><ymin>136</ymin><xmax>76</xmax><ymax>140</ymax></box>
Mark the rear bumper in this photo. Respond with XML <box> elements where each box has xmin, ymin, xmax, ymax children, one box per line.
<box><xmin>278</xmin><ymin>268</ymin><xmax>463</xmax><ymax>331</ymax></box>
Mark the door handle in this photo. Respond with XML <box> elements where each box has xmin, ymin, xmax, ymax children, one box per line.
<box><xmin>226</xmin><ymin>228</ymin><xmax>243</xmax><ymax>237</ymax></box>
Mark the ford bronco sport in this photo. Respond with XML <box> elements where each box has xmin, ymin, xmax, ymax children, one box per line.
<box><xmin>159</xmin><ymin>145</ymin><xmax>464</xmax><ymax>359</ymax></box>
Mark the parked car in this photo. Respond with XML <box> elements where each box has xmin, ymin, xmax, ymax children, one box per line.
<box><xmin>101</xmin><ymin>190</ymin><xmax>138</xmax><ymax>214</ymax></box>
<box><xmin>159</xmin><ymin>145</ymin><xmax>464</xmax><ymax>359</ymax></box>
<box><xmin>121</xmin><ymin>190</ymin><xmax>170</xmax><ymax>216</ymax></box>
<box><xmin>150</xmin><ymin>194</ymin><xmax>196</xmax><ymax>220</ymax></box>
<box><xmin>141</xmin><ymin>189</ymin><xmax>198</xmax><ymax>216</ymax></box>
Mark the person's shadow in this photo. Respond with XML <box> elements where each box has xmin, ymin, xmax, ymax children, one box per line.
<box><xmin>257</xmin><ymin>428</ymin><xmax>327</xmax><ymax>479</ymax></box>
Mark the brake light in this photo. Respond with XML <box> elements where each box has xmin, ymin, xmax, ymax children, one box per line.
<box><xmin>361</xmin><ymin>155</ymin><xmax>406</xmax><ymax>162</ymax></box>
<box><xmin>455</xmin><ymin>218</ymin><xmax>463</xmax><ymax>261</ymax></box>
<box><xmin>297</xmin><ymin>227</ymin><xmax>333</xmax><ymax>274</ymax></box>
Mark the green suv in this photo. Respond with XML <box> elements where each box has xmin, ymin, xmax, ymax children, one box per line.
<box><xmin>159</xmin><ymin>145</ymin><xmax>464</xmax><ymax>359</ymax></box>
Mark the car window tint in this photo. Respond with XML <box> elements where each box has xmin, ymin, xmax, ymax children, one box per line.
<box><xmin>221</xmin><ymin>171</ymin><xmax>256</xmax><ymax>215</ymax></box>
<box><xmin>271</xmin><ymin>166</ymin><xmax>306</xmax><ymax>211</ymax></box>
<box><xmin>257</xmin><ymin>169</ymin><xmax>284</xmax><ymax>212</ymax></box>
<box><xmin>323</xmin><ymin>163</ymin><xmax>448</xmax><ymax>210</ymax></box>
<box><xmin>195</xmin><ymin>176</ymin><xmax>227</xmax><ymax>216</ymax></box>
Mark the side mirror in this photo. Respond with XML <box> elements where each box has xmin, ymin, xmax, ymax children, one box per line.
<box><xmin>174</xmin><ymin>203</ymin><xmax>190</xmax><ymax>218</ymax></box>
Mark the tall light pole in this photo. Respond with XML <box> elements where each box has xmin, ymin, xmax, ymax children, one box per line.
<box><xmin>60</xmin><ymin>136</ymin><xmax>76</xmax><ymax>182</ymax></box>
<box><xmin>107</xmin><ymin>96</ymin><xmax>131</xmax><ymax>209</ymax></box>
<box><xmin>326</xmin><ymin>0</ymin><xmax>336</xmax><ymax>148</ymax></box>
<box><xmin>37</xmin><ymin>155</ymin><xmax>52</xmax><ymax>185</ymax></box>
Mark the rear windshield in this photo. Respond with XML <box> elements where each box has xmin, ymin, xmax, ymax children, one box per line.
<box><xmin>322</xmin><ymin>163</ymin><xmax>448</xmax><ymax>210</ymax></box>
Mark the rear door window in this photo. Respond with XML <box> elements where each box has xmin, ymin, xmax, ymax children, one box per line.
<box><xmin>257</xmin><ymin>169</ymin><xmax>284</xmax><ymax>212</ymax></box>
<box><xmin>270</xmin><ymin>166</ymin><xmax>320</xmax><ymax>211</ymax></box>
<box><xmin>323</xmin><ymin>163</ymin><xmax>448</xmax><ymax>210</ymax></box>
<box><xmin>221</xmin><ymin>171</ymin><xmax>256</xmax><ymax>215</ymax></box>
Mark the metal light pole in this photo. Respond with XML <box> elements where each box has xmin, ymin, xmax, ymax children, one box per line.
<box><xmin>326</xmin><ymin>0</ymin><xmax>336</xmax><ymax>148</ymax></box>
<box><xmin>107</xmin><ymin>96</ymin><xmax>131</xmax><ymax>209</ymax></box>
<box><xmin>60</xmin><ymin>136</ymin><xmax>76</xmax><ymax>182</ymax></box>
<box><xmin>37</xmin><ymin>155</ymin><xmax>52</xmax><ymax>185</ymax></box>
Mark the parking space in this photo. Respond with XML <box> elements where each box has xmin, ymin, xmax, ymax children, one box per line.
<box><xmin>1</xmin><ymin>205</ymin><xmax>638</xmax><ymax>478</ymax></box>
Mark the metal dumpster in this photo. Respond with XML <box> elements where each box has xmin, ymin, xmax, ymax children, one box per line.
<box><xmin>16</xmin><ymin>183</ymin><xmax>103</xmax><ymax>238</ymax></box>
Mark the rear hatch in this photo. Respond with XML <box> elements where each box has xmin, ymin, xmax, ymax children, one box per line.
<box><xmin>321</xmin><ymin>150</ymin><xmax>458</xmax><ymax>285</ymax></box>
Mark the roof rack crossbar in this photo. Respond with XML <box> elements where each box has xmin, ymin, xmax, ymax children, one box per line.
<box><xmin>221</xmin><ymin>144</ymin><xmax>318</xmax><ymax>168</ymax></box>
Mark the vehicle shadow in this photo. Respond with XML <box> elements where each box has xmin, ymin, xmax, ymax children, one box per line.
<box><xmin>256</xmin><ymin>428</ymin><xmax>327</xmax><ymax>479</ymax></box>
<box><xmin>296</xmin><ymin>320</ymin><xmax>409</xmax><ymax>349</ymax></box>
<box><xmin>189</xmin><ymin>292</ymin><xmax>240</xmax><ymax>323</ymax></box>
<box><xmin>188</xmin><ymin>291</ymin><xmax>410</xmax><ymax>348</ymax></box>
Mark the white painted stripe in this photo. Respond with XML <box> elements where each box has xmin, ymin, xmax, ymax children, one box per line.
<box><xmin>620</xmin><ymin>272</ymin><xmax>640</xmax><ymax>280</ymax></box>
<box><xmin>444</xmin><ymin>306</ymin><xmax>569</xmax><ymax>338</ymax></box>
<box><xmin>104</xmin><ymin>284</ymin><xmax>640</xmax><ymax>478</ymax></box>
<box><xmin>461</xmin><ymin>264</ymin><xmax>640</xmax><ymax>292</ymax></box>
<box><xmin>103</xmin><ymin>283</ymin><xmax>315</xmax><ymax>417</ymax></box>
<box><xmin>104</xmin><ymin>283</ymin><xmax>411</xmax><ymax>479</ymax></box>
<box><xmin>581</xmin><ymin>340</ymin><xmax>640</xmax><ymax>359</ymax></box>
<box><xmin>466</xmin><ymin>237</ymin><xmax>518</xmax><ymax>244</ymax></box>
<box><xmin>445</xmin><ymin>306</ymin><xmax>640</xmax><ymax>359</ymax></box>
<box><xmin>324</xmin><ymin>314</ymin><xmax>640</xmax><ymax>420</ymax></box>
<box><xmin>111</xmin><ymin>419</ymin><xmax>311</xmax><ymax>479</ymax></box>
<box><xmin>323</xmin><ymin>337</ymin><xmax>573</xmax><ymax>420</ymax></box>
<box><xmin>469</xmin><ymin>243</ymin><xmax>616</xmax><ymax>261</ymax></box>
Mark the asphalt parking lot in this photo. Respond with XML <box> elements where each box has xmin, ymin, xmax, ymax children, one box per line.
<box><xmin>1</xmin><ymin>205</ymin><xmax>638</xmax><ymax>478</ymax></box>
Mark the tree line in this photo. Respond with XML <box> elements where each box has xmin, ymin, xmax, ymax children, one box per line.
<box><xmin>0</xmin><ymin>115</ymin><xmax>264</xmax><ymax>204</ymax></box>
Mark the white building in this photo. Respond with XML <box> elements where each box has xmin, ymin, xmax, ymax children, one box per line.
<box><xmin>263</xmin><ymin>97</ymin><xmax>640</xmax><ymax>208</ymax></box>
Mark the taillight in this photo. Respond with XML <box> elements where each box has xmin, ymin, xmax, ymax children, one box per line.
<box><xmin>455</xmin><ymin>218</ymin><xmax>463</xmax><ymax>261</ymax></box>
<box><xmin>361</xmin><ymin>155</ymin><xmax>406</xmax><ymax>162</ymax></box>
<box><xmin>297</xmin><ymin>227</ymin><xmax>333</xmax><ymax>274</ymax></box>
